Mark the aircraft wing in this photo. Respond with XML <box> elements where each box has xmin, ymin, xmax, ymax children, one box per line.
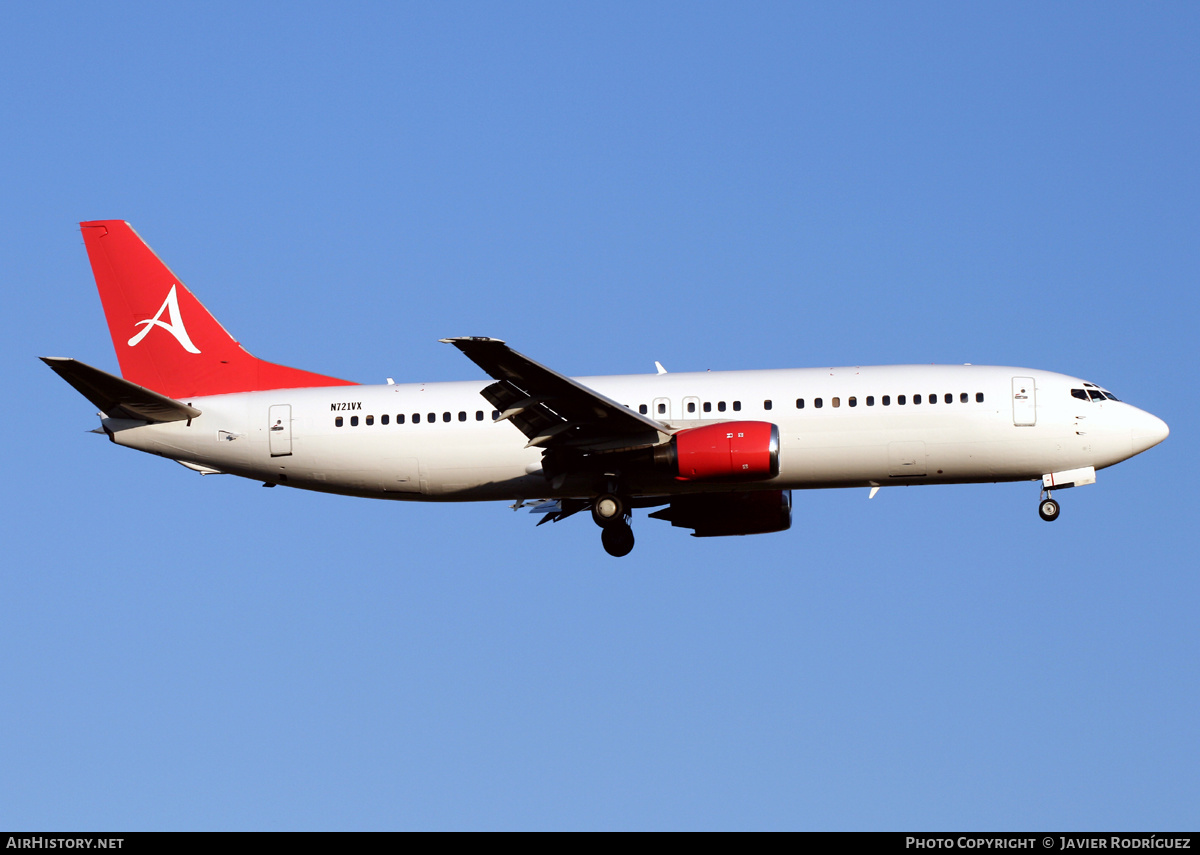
<box><xmin>440</xmin><ymin>337</ymin><xmax>667</xmax><ymax>451</ymax></box>
<box><xmin>41</xmin><ymin>357</ymin><xmax>202</xmax><ymax>423</ymax></box>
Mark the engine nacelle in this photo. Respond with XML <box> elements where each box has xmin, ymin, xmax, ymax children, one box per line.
<box><xmin>670</xmin><ymin>421</ymin><xmax>780</xmax><ymax>482</ymax></box>
<box><xmin>648</xmin><ymin>490</ymin><xmax>792</xmax><ymax>537</ymax></box>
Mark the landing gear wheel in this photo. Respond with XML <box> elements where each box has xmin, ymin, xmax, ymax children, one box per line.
<box><xmin>1039</xmin><ymin>498</ymin><xmax>1060</xmax><ymax>522</ymax></box>
<box><xmin>601</xmin><ymin>521</ymin><xmax>635</xmax><ymax>557</ymax></box>
<box><xmin>592</xmin><ymin>493</ymin><xmax>625</xmax><ymax>528</ymax></box>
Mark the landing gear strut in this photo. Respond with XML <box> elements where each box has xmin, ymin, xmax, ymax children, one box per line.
<box><xmin>1038</xmin><ymin>490</ymin><xmax>1061</xmax><ymax>522</ymax></box>
<box><xmin>593</xmin><ymin>492</ymin><xmax>635</xmax><ymax>556</ymax></box>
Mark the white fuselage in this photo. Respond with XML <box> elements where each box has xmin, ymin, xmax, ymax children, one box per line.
<box><xmin>102</xmin><ymin>364</ymin><xmax>1167</xmax><ymax>502</ymax></box>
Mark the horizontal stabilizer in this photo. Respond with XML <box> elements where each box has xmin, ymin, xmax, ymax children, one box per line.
<box><xmin>40</xmin><ymin>357</ymin><xmax>201</xmax><ymax>423</ymax></box>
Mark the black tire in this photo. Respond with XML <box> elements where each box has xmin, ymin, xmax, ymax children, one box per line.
<box><xmin>1039</xmin><ymin>498</ymin><xmax>1060</xmax><ymax>522</ymax></box>
<box><xmin>601</xmin><ymin>522</ymin><xmax>635</xmax><ymax>557</ymax></box>
<box><xmin>592</xmin><ymin>493</ymin><xmax>625</xmax><ymax>528</ymax></box>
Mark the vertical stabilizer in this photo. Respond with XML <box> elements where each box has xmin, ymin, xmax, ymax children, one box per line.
<box><xmin>80</xmin><ymin>220</ymin><xmax>356</xmax><ymax>398</ymax></box>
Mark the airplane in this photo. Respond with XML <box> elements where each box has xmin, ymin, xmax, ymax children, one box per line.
<box><xmin>42</xmin><ymin>220</ymin><xmax>1170</xmax><ymax>557</ymax></box>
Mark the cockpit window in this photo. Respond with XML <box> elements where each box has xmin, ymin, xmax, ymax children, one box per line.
<box><xmin>1079</xmin><ymin>381</ymin><xmax>1122</xmax><ymax>402</ymax></box>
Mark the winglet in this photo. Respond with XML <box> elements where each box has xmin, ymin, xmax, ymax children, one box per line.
<box><xmin>439</xmin><ymin>336</ymin><xmax>507</xmax><ymax>345</ymax></box>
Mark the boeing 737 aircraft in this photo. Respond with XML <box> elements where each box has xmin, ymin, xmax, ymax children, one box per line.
<box><xmin>43</xmin><ymin>221</ymin><xmax>1169</xmax><ymax>556</ymax></box>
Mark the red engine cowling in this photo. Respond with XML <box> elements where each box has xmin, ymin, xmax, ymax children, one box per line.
<box><xmin>672</xmin><ymin>421</ymin><xmax>780</xmax><ymax>482</ymax></box>
<box><xmin>648</xmin><ymin>490</ymin><xmax>792</xmax><ymax>537</ymax></box>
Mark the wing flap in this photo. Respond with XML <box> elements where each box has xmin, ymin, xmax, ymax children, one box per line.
<box><xmin>41</xmin><ymin>357</ymin><xmax>202</xmax><ymax>423</ymax></box>
<box><xmin>442</xmin><ymin>337</ymin><xmax>666</xmax><ymax>451</ymax></box>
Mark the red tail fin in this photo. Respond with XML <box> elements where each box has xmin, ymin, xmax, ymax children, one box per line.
<box><xmin>81</xmin><ymin>221</ymin><xmax>357</xmax><ymax>399</ymax></box>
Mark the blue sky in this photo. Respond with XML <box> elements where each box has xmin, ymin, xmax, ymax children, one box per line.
<box><xmin>2</xmin><ymin>2</ymin><xmax>1197</xmax><ymax>830</ymax></box>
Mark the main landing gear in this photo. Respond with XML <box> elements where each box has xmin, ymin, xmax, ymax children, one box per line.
<box><xmin>593</xmin><ymin>492</ymin><xmax>635</xmax><ymax>557</ymax></box>
<box><xmin>1038</xmin><ymin>490</ymin><xmax>1061</xmax><ymax>522</ymax></box>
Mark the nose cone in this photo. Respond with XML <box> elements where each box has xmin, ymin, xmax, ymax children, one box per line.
<box><xmin>1131</xmin><ymin>409</ymin><xmax>1169</xmax><ymax>456</ymax></box>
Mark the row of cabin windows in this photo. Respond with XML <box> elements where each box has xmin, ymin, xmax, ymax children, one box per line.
<box><xmin>795</xmin><ymin>392</ymin><xmax>985</xmax><ymax>409</ymax></box>
<box><xmin>336</xmin><ymin>391</ymin><xmax>989</xmax><ymax>427</ymax></box>
<box><xmin>336</xmin><ymin>409</ymin><xmax>501</xmax><ymax>427</ymax></box>
<box><xmin>640</xmin><ymin>401</ymin><xmax>744</xmax><ymax>415</ymax></box>
<box><xmin>640</xmin><ymin>394</ymin><xmax>985</xmax><ymax>415</ymax></box>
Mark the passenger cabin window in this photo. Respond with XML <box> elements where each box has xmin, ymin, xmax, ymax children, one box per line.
<box><xmin>718</xmin><ymin>401</ymin><xmax>727</xmax><ymax>412</ymax></box>
<box><xmin>796</xmin><ymin>398</ymin><xmax>804</xmax><ymax>409</ymax></box>
<box><xmin>492</xmin><ymin>410</ymin><xmax>500</xmax><ymax>420</ymax></box>
<box><xmin>427</xmin><ymin>412</ymin><xmax>435</xmax><ymax>423</ymax></box>
<box><xmin>381</xmin><ymin>414</ymin><xmax>389</xmax><ymax>425</ymax></box>
<box><xmin>639</xmin><ymin>404</ymin><xmax>648</xmax><ymax>414</ymax></box>
<box><xmin>976</xmin><ymin>392</ymin><xmax>984</xmax><ymax>402</ymax></box>
<box><xmin>687</xmin><ymin>401</ymin><xmax>696</xmax><ymax>414</ymax></box>
<box><xmin>960</xmin><ymin>392</ymin><xmax>968</xmax><ymax>403</ymax></box>
<box><xmin>458</xmin><ymin>411</ymin><xmax>466</xmax><ymax>421</ymax></box>
<box><xmin>944</xmin><ymin>393</ymin><xmax>952</xmax><ymax>404</ymax></box>
<box><xmin>866</xmin><ymin>396</ymin><xmax>874</xmax><ymax>406</ymax></box>
<box><xmin>733</xmin><ymin>401</ymin><xmax>741</xmax><ymax>412</ymax></box>
<box><xmin>914</xmin><ymin>394</ymin><xmax>922</xmax><ymax>404</ymax></box>
<box><xmin>657</xmin><ymin>403</ymin><xmax>666</xmax><ymax>415</ymax></box>
<box><xmin>476</xmin><ymin>411</ymin><xmax>484</xmax><ymax>421</ymax></box>
<box><xmin>898</xmin><ymin>395</ymin><xmax>906</xmax><ymax>405</ymax></box>
<box><xmin>397</xmin><ymin>414</ymin><xmax>405</xmax><ymax>424</ymax></box>
<box><xmin>413</xmin><ymin>413</ymin><xmax>420</xmax><ymax>423</ymax></box>
<box><xmin>849</xmin><ymin>397</ymin><xmax>857</xmax><ymax>407</ymax></box>
<box><xmin>764</xmin><ymin>400</ymin><xmax>772</xmax><ymax>410</ymax></box>
<box><xmin>366</xmin><ymin>415</ymin><xmax>375</xmax><ymax>425</ymax></box>
<box><xmin>928</xmin><ymin>394</ymin><xmax>936</xmax><ymax>405</ymax></box>
<box><xmin>704</xmin><ymin>402</ymin><xmax>712</xmax><ymax>413</ymax></box>
<box><xmin>336</xmin><ymin>416</ymin><xmax>344</xmax><ymax>427</ymax></box>
<box><xmin>832</xmin><ymin>397</ymin><xmax>840</xmax><ymax>408</ymax></box>
<box><xmin>351</xmin><ymin>416</ymin><xmax>359</xmax><ymax>426</ymax></box>
<box><xmin>882</xmin><ymin>395</ymin><xmax>890</xmax><ymax>406</ymax></box>
<box><xmin>814</xmin><ymin>398</ymin><xmax>823</xmax><ymax>408</ymax></box>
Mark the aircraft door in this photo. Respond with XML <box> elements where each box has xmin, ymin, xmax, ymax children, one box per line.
<box><xmin>269</xmin><ymin>404</ymin><xmax>292</xmax><ymax>457</ymax></box>
<box><xmin>653</xmin><ymin>396</ymin><xmax>672</xmax><ymax>421</ymax></box>
<box><xmin>1012</xmin><ymin>377</ymin><xmax>1036</xmax><ymax>426</ymax></box>
<box><xmin>682</xmin><ymin>396</ymin><xmax>701</xmax><ymax>419</ymax></box>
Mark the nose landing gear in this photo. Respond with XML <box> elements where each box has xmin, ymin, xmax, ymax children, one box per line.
<box><xmin>1038</xmin><ymin>490</ymin><xmax>1061</xmax><ymax>522</ymax></box>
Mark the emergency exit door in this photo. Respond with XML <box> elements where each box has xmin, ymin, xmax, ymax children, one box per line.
<box><xmin>269</xmin><ymin>404</ymin><xmax>293</xmax><ymax>456</ymax></box>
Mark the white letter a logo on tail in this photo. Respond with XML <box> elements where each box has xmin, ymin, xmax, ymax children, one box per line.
<box><xmin>127</xmin><ymin>284</ymin><xmax>202</xmax><ymax>353</ymax></box>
